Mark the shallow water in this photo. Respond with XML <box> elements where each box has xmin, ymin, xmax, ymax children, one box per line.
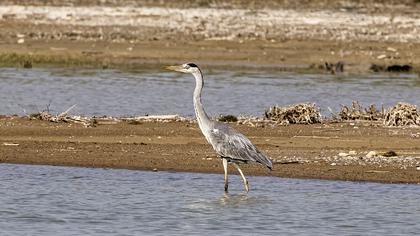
<box><xmin>1</xmin><ymin>164</ymin><xmax>420</xmax><ymax>235</ymax></box>
<box><xmin>0</xmin><ymin>67</ymin><xmax>419</xmax><ymax>116</ymax></box>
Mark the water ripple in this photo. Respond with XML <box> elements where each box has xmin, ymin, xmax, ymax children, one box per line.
<box><xmin>1</xmin><ymin>164</ymin><xmax>420</xmax><ymax>235</ymax></box>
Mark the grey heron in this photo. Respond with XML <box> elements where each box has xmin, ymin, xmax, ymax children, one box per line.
<box><xmin>166</xmin><ymin>63</ymin><xmax>273</xmax><ymax>193</ymax></box>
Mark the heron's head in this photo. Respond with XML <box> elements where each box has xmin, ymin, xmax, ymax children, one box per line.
<box><xmin>165</xmin><ymin>63</ymin><xmax>199</xmax><ymax>74</ymax></box>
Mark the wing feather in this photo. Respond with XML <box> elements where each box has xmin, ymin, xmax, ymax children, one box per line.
<box><xmin>209</xmin><ymin>124</ymin><xmax>273</xmax><ymax>169</ymax></box>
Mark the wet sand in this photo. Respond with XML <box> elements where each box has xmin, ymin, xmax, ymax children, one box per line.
<box><xmin>1</xmin><ymin>1</ymin><xmax>420</xmax><ymax>184</ymax></box>
<box><xmin>1</xmin><ymin>117</ymin><xmax>420</xmax><ymax>184</ymax></box>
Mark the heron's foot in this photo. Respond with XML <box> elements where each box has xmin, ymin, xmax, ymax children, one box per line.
<box><xmin>224</xmin><ymin>182</ymin><xmax>229</xmax><ymax>192</ymax></box>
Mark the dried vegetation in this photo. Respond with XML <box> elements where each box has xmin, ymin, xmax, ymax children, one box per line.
<box><xmin>338</xmin><ymin>101</ymin><xmax>420</xmax><ymax>127</ymax></box>
<box><xmin>338</xmin><ymin>101</ymin><xmax>384</xmax><ymax>121</ymax></box>
<box><xmin>264</xmin><ymin>103</ymin><xmax>322</xmax><ymax>125</ymax></box>
<box><xmin>384</xmin><ymin>102</ymin><xmax>420</xmax><ymax>127</ymax></box>
<box><xmin>29</xmin><ymin>105</ymin><xmax>96</xmax><ymax>127</ymax></box>
<box><xmin>25</xmin><ymin>101</ymin><xmax>420</xmax><ymax>128</ymax></box>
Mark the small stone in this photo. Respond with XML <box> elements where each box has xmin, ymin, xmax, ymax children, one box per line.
<box><xmin>377</xmin><ymin>54</ymin><xmax>387</xmax><ymax>59</ymax></box>
<box><xmin>338</xmin><ymin>152</ymin><xmax>349</xmax><ymax>157</ymax></box>
<box><xmin>17</xmin><ymin>38</ymin><xmax>25</xmax><ymax>44</ymax></box>
<box><xmin>366</xmin><ymin>151</ymin><xmax>377</xmax><ymax>158</ymax></box>
<box><xmin>152</xmin><ymin>168</ymin><xmax>158</xmax><ymax>172</ymax></box>
<box><xmin>344</xmin><ymin>156</ymin><xmax>357</xmax><ymax>161</ymax></box>
<box><xmin>382</xmin><ymin>150</ymin><xmax>397</xmax><ymax>157</ymax></box>
<box><xmin>348</xmin><ymin>150</ymin><xmax>357</xmax><ymax>155</ymax></box>
<box><xmin>206</xmin><ymin>157</ymin><xmax>213</xmax><ymax>161</ymax></box>
<box><xmin>387</xmin><ymin>47</ymin><xmax>397</xmax><ymax>52</ymax></box>
<box><xmin>2</xmin><ymin>142</ymin><xmax>19</xmax><ymax>146</ymax></box>
<box><xmin>416</xmin><ymin>166</ymin><xmax>420</xmax><ymax>171</ymax></box>
<box><xmin>330</xmin><ymin>162</ymin><xmax>337</xmax><ymax>166</ymax></box>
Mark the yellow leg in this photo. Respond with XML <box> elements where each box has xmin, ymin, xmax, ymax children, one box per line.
<box><xmin>233</xmin><ymin>163</ymin><xmax>249</xmax><ymax>193</ymax></box>
<box><xmin>223</xmin><ymin>158</ymin><xmax>228</xmax><ymax>192</ymax></box>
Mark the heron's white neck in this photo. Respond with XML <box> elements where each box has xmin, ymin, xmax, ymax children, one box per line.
<box><xmin>192</xmin><ymin>70</ymin><xmax>211</xmax><ymax>130</ymax></box>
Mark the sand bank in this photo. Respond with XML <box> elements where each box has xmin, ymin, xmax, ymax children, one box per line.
<box><xmin>1</xmin><ymin>117</ymin><xmax>420</xmax><ymax>184</ymax></box>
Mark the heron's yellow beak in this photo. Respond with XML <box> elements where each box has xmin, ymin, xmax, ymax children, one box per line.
<box><xmin>165</xmin><ymin>65</ymin><xmax>183</xmax><ymax>72</ymax></box>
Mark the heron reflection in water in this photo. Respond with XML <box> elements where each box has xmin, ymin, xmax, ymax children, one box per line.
<box><xmin>166</xmin><ymin>63</ymin><xmax>273</xmax><ymax>193</ymax></box>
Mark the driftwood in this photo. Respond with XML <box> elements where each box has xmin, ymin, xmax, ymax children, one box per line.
<box><xmin>384</xmin><ymin>102</ymin><xmax>420</xmax><ymax>127</ymax></box>
<box><xmin>29</xmin><ymin>105</ymin><xmax>96</xmax><ymax>127</ymax></box>
<box><xmin>123</xmin><ymin>115</ymin><xmax>189</xmax><ymax>123</ymax></box>
<box><xmin>339</xmin><ymin>101</ymin><xmax>384</xmax><ymax>121</ymax></box>
<box><xmin>30</xmin><ymin>104</ymin><xmax>77</xmax><ymax>122</ymax></box>
<box><xmin>265</xmin><ymin>103</ymin><xmax>321</xmax><ymax>125</ymax></box>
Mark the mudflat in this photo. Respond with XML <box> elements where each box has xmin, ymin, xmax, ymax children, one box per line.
<box><xmin>1</xmin><ymin>1</ymin><xmax>420</xmax><ymax>184</ymax></box>
<box><xmin>1</xmin><ymin>117</ymin><xmax>420</xmax><ymax>184</ymax></box>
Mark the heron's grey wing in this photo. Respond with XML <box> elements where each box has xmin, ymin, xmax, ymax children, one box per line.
<box><xmin>209</xmin><ymin>124</ymin><xmax>273</xmax><ymax>169</ymax></box>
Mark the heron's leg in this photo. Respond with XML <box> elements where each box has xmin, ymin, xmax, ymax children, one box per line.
<box><xmin>222</xmin><ymin>158</ymin><xmax>229</xmax><ymax>192</ymax></box>
<box><xmin>233</xmin><ymin>163</ymin><xmax>249</xmax><ymax>193</ymax></box>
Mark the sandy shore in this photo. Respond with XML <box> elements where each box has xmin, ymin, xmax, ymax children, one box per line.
<box><xmin>1</xmin><ymin>1</ymin><xmax>420</xmax><ymax>184</ymax></box>
<box><xmin>0</xmin><ymin>2</ymin><xmax>419</xmax><ymax>72</ymax></box>
<box><xmin>1</xmin><ymin>116</ymin><xmax>420</xmax><ymax>184</ymax></box>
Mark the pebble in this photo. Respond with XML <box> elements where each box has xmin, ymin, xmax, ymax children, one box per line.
<box><xmin>348</xmin><ymin>150</ymin><xmax>357</xmax><ymax>155</ymax></box>
<box><xmin>2</xmin><ymin>142</ymin><xmax>19</xmax><ymax>146</ymax></box>
<box><xmin>416</xmin><ymin>166</ymin><xmax>420</xmax><ymax>171</ymax></box>
<box><xmin>343</xmin><ymin>156</ymin><xmax>358</xmax><ymax>161</ymax></box>
<box><xmin>152</xmin><ymin>168</ymin><xmax>158</xmax><ymax>172</ymax></box>
<box><xmin>338</xmin><ymin>152</ymin><xmax>349</xmax><ymax>157</ymax></box>
<box><xmin>377</xmin><ymin>54</ymin><xmax>387</xmax><ymax>59</ymax></box>
<box><xmin>330</xmin><ymin>162</ymin><xmax>337</xmax><ymax>166</ymax></box>
<box><xmin>382</xmin><ymin>150</ymin><xmax>397</xmax><ymax>157</ymax></box>
<box><xmin>17</xmin><ymin>38</ymin><xmax>25</xmax><ymax>44</ymax></box>
<box><xmin>366</xmin><ymin>151</ymin><xmax>377</xmax><ymax>158</ymax></box>
<box><xmin>387</xmin><ymin>47</ymin><xmax>397</xmax><ymax>52</ymax></box>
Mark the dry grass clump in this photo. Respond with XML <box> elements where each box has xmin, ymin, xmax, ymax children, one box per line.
<box><xmin>29</xmin><ymin>104</ymin><xmax>77</xmax><ymax>123</ymax></box>
<box><xmin>339</xmin><ymin>101</ymin><xmax>384</xmax><ymax>121</ymax></box>
<box><xmin>384</xmin><ymin>102</ymin><xmax>420</xmax><ymax>127</ymax></box>
<box><xmin>29</xmin><ymin>110</ymin><xmax>67</xmax><ymax>122</ymax></box>
<box><xmin>218</xmin><ymin>115</ymin><xmax>238</xmax><ymax>122</ymax></box>
<box><xmin>29</xmin><ymin>110</ymin><xmax>97</xmax><ymax>127</ymax></box>
<box><xmin>28</xmin><ymin>104</ymin><xmax>97</xmax><ymax>127</ymax></box>
<box><xmin>265</xmin><ymin>103</ymin><xmax>321</xmax><ymax>125</ymax></box>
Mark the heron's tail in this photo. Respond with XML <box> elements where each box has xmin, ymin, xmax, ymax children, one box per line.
<box><xmin>266</xmin><ymin>159</ymin><xmax>273</xmax><ymax>170</ymax></box>
<box><xmin>255</xmin><ymin>152</ymin><xmax>273</xmax><ymax>170</ymax></box>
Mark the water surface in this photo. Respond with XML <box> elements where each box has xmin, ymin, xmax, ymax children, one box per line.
<box><xmin>1</xmin><ymin>164</ymin><xmax>419</xmax><ymax>235</ymax></box>
<box><xmin>0</xmin><ymin>67</ymin><xmax>419</xmax><ymax>116</ymax></box>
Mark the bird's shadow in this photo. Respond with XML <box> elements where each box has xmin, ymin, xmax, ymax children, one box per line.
<box><xmin>185</xmin><ymin>192</ymin><xmax>272</xmax><ymax>212</ymax></box>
